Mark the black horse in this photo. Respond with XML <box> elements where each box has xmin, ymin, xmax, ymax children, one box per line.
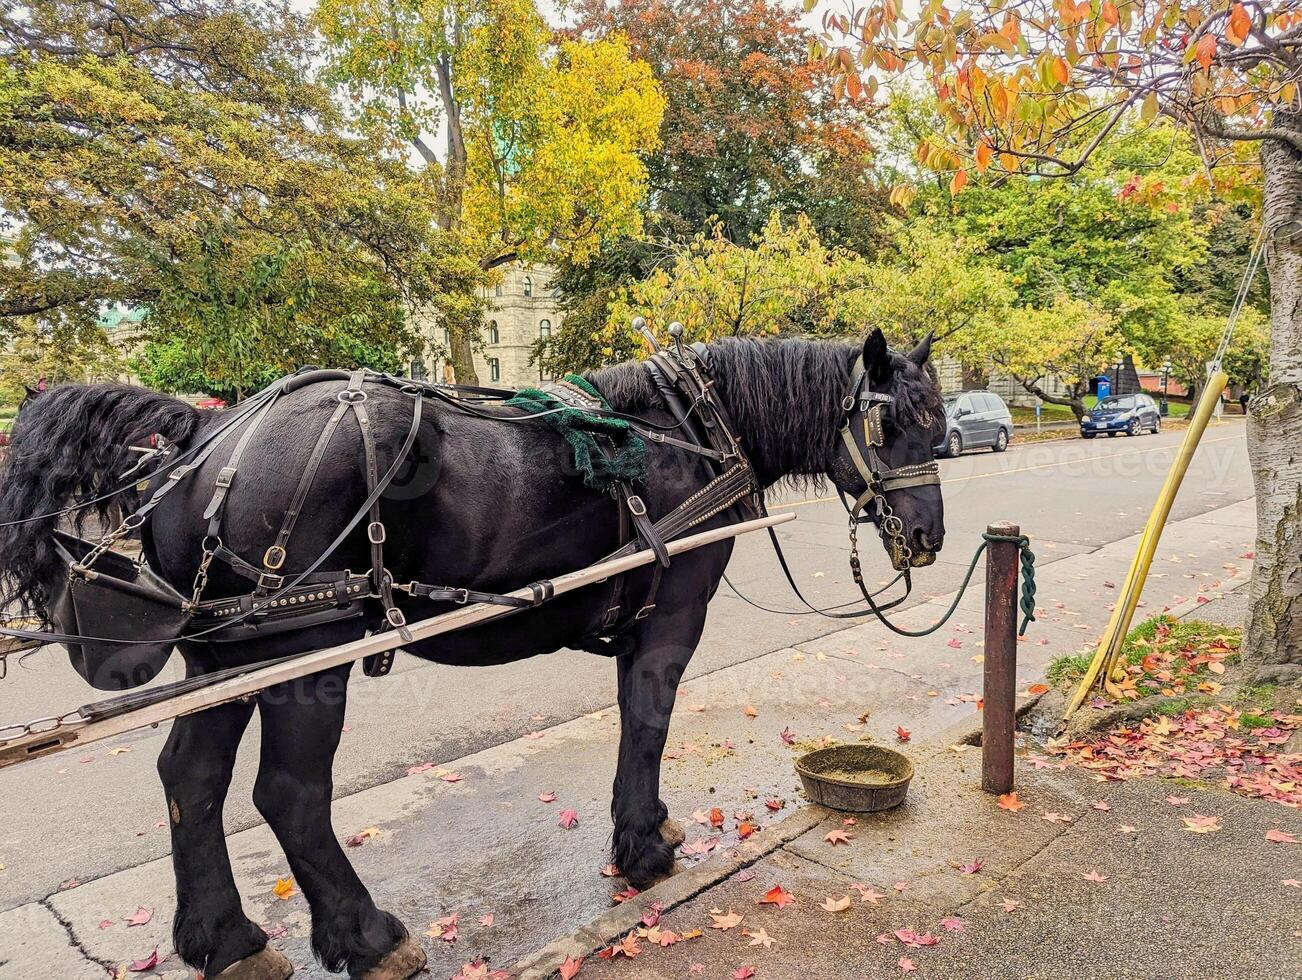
<box><xmin>0</xmin><ymin>330</ymin><xmax>944</xmax><ymax>980</ymax></box>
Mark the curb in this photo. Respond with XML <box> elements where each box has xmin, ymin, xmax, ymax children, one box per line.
<box><xmin>510</xmin><ymin>808</ymin><xmax>824</xmax><ymax>980</ymax></box>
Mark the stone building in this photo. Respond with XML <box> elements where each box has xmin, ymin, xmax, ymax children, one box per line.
<box><xmin>411</xmin><ymin>263</ymin><xmax>564</xmax><ymax>388</ymax></box>
<box><xmin>933</xmin><ymin>355</ymin><xmax>1072</xmax><ymax>407</ymax></box>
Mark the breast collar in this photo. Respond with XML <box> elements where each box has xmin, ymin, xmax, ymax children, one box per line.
<box><xmin>837</xmin><ymin>354</ymin><xmax>941</xmax><ymax>563</ymax></box>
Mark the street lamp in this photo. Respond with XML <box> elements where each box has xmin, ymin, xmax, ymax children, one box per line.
<box><xmin>1160</xmin><ymin>357</ymin><xmax>1171</xmax><ymax>416</ymax></box>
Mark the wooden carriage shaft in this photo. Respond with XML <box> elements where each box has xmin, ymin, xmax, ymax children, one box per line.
<box><xmin>0</xmin><ymin>513</ymin><xmax>795</xmax><ymax>771</ymax></box>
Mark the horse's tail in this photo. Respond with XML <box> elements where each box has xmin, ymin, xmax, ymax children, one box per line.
<box><xmin>0</xmin><ymin>384</ymin><xmax>201</xmax><ymax>621</ymax></box>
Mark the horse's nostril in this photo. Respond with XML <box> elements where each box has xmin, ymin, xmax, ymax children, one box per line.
<box><xmin>915</xmin><ymin>529</ymin><xmax>943</xmax><ymax>552</ymax></box>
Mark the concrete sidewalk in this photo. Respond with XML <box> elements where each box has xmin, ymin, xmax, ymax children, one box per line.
<box><xmin>549</xmin><ymin>739</ymin><xmax>1302</xmax><ymax>980</ymax></box>
<box><xmin>0</xmin><ymin>498</ymin><xmax>1260</xmax><ymax>980</ymax></box>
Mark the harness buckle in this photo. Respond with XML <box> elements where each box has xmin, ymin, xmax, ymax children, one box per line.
<box><xmin>451</xmin><ymin>588</ymin><xmax>470</xmax><ymax>605</ymax></box>
<box><xmin>262</xmin><ymin>545</ymin><xmax>287</xmax><ymax>570</ymax></box>
<box><xmin>386</xmin><ymin>607</ymin><xmax>407</xmax><ymax>628</ymax></box>
<box><xmin>214</xmin><ymin>466</ymin><xmax>236</xmax><ymax>489</ymax></box>
<box><xmin>337</xmin><ymin>388</ymin><xmax>368</xmax><ymax>404</ymax></box>
<box><xmin>626</xmin><ymin>495</ymin><xmax>648</xmax><ymax>517</ymax></box>
<box><xmin>367</xmin><ymin>521</ymin><xmax>386</xmax><ymax>544</ymax></box>
<box><xmin>257</xmin><ymin>571</ymin><xmax>284</xmax><ymax>592</ymax></box>
<box><xmin>635</xmin><ymin>604</ymin><xmax>656</xmax><ymax>620</ymax></box>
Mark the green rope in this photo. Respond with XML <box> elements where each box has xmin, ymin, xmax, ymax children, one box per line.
<box><xmin>505</xmin><ymin>375</ymin><xmax>647</xmax><ymax>492</ymax></box>
<box><xmin>982</xmin><ymin>532</ymin><xmax>1038</xmax><ymax>635</ymax></box>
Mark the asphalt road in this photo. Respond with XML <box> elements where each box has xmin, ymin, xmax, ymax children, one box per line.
<box><xmin>0</xmin><ymin>419</ymin><xmax>1253</xmax><ymax>911</ymax></box>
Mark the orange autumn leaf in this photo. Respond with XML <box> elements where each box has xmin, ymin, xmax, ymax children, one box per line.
<box><xmin>1226</xmin><ymin>4</ymin><xmax>1251</xmax><ymax>47</ymax></box>
<box><xmin>1100</xmin><ymin>2</ymin><xmax>1119</xmax><ymax>28</ymax></box>
<box><xmin>271</xmin><ymin>877</ymin><xmax>295</xmax><ymax>900</ymax></box>
<box><xmin>974</xmin><ymin>140</ymin><xmax>993</xmax><ymax>173</ymax></box>
<box><xmin>1193</xmin><ymin>34</ymin><xmax>1218</xmax><ymax>71</ymax></box>
<box><xmin>1027</xmin><ymin>683</ymin><xmax>1050</xmax><ymax>696</ymax></box>
<box><xmin>949</xmin><ymin>169</ymin><xmax>968</xmax><ymax>196</ymax></box>
<box><xmin>1051</xmin><ymin>56</ymin><xmax>1070</xmax><ymax>86</ymax></box>
<box><xmin>997</xmin><ymin>792</ymin><xmax>1026</xmax><ymax>812</ymax></box>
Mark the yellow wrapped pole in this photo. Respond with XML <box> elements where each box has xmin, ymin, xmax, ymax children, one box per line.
<box><xmin>1064</xmin><ymin>371</ymin><xmax>1230</xmax><ymax>717</ymax></box>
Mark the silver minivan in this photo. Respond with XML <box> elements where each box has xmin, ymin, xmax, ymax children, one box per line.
<box><xmin>935</xmin><ymin>391</ymin><xmax>1013</xmax><ymax>457</ymax></box>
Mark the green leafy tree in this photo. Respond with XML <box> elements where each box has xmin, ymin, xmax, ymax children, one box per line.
<box><xmin>0</xmin><ymin>319</ymin><xmax>124</xmax><ymax>404</ymax></box>
<box><xmin>0</xmin><ymin>0</ymin><xmax>472</xmax><ymax>397</ymax></box>
<box><xmin>987</xmin><ymin>295</ymin><xmax>1125</xmax><ymax>420</ymax></box>
<box><xmin>316</xmin><ymin>0</ymin><xmax>665</xmax><ymax>383</ymax></box>
<box><xmin>848</xmin><ymin>220</ymin><xmax>1014</xmax><ymax>364</ymax></box>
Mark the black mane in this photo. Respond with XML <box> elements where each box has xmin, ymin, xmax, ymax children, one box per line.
<box><xmin>589</xmin><ymin>336</ymin><xmax>943</xmax><ymax>484</ymax></box>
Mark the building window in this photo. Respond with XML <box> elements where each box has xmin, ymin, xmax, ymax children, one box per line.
<box><xmin>442</xmin><ymin>328</ymin><xmax>451</xmax><ymax>348</ymax></box>
<box><xmin>488</xmin><ymin>320</ymin><xmax>499</xmax><ymax>345</ymax></box>
<box><xmin>523</xmin><ymin>275</ymin><xmax>533</xmax><ymax>297</ymax></box>
<box><xmin>494</xmin><ymin>283</ymin><xmax>502</xmax><ymax>298</ymax></box>
<box><xmin>539</xmin><ymin>318</ymin><xmax>552</xmax><ymax>340</ymax></box>
<box><xmin>489</xmin><ymin>357</ymin><xmax>501</xmax><ymax>382</ymax></box>
<box><xmin>409</xmin><ymin>359</ymin><xmax>426</xmax><ymax>381</ymax></box>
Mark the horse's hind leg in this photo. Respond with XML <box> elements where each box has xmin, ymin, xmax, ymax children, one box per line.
<box><xmin>158</xmin><ymin>700</ymin><xmax>290</xmax><ymax>979</ymax></box>
<box><xmin>252</xmin><ymin>664</ymin><xmax>424</xmax><ymax>979</ymax></box>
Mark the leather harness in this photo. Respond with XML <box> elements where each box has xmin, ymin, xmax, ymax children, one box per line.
<box><xmin>27</xmin><ymin>338</ymin><xmax>937</xmax><ymax>679</ymax></box>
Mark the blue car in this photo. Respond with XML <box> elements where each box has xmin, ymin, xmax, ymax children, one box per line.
<box><xmin>1080</xmin><ymin>393</ymin><xmax>1162</xmax><ymax>438</ymax></box>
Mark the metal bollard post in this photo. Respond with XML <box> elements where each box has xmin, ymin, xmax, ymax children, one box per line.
<box><xmin>982</xmin><ymin>521</ymin><xmax>1020</xmax><ymax>794</ymax></box>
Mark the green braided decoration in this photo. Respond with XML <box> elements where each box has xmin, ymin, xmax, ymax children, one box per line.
<box><xmin>982</xmin><ymin>532</ymin><xmax>1037</xmax><ymax>635</ymax></box>
<box><xmin>506</xmin><ymin>374</ymin><xmax>647</xmax><ymax>492</ymax></box>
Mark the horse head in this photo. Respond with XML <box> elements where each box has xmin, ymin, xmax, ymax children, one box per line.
<box><xmin>829</xmin><ymin>328</ymin><xmax>946</xmax><ymax>571</ymax></box>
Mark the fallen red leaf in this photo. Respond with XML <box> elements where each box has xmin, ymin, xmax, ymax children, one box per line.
<box><xmin>998</xmin><ymin>792</ymin><xmax>1025</xmax><ymax>812</ymax></box>
<box><xmin>128</xmin><ymin>948</ymin><xmax>160</xmax><ymax>972</ymax></box>
<box><xmin>538</xmin><ymin>791</ymin><xmax>557</xmax><ymax>803</ymax></box>
<box><xmin>732</xmin><ymin>968</ymin><xmax>756</xmax><ymax>980</ymax></box>
<box><xmin>558</xmin><ymin>809</ymin><xmax>579</xmax><ymax>829</ymax></box>
<box><xmin>559</xmin><ymin>954</ymin><xmax>583</xmax><ymax>979</ymax></box>
<box><xmin>1265</xmin><ymin>828</ymin><xmax>1298</xmax><ymax>844</ymax></box>
<box><xmin>758</xmin><ymin>885</ymin><xmax>795</xmax><ymax>909</ymax></box>
<box><xmin>124</xmin><ymin>906</ymin><xmax>153</xmax><ymax>927</ymax></box>
<box><xmin>825</xmin><ymin>829</ymin><xmax>853</xmax><ymax>846</ymax></box>
<box><xmin>895</xmin><ymin>726</ymin><xmax>912</xmax><ymax>743</ymax></box>
<box><xmin>899</xmin><ymin>956</ymin><xmax>917</xmax><ymax>973</ymax></box>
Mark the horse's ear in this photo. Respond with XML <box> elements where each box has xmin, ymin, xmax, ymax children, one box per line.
<box><xmin>908</xmin><ymin>331</ymin><xmax>934</xmax><ymax>367</ymax></box>
<box><xmin>22</xmin><ymin>385</ymin><xmax>38</xmax><ymax>400</ymax></box>
<box><xmin>863</xmin><ymin>328</ymin><xmax>891</xmax><ymax>386</ymax></box>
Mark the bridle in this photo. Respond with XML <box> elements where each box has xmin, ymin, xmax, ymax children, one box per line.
<box><xmin>835</xmin><ymin>354</ymin><xmax>941</xmax><ymax>584</ymax></box>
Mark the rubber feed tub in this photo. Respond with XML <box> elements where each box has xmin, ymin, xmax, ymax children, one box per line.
<box><xmin>795</xmin><ymin>744</ymin><xmax>914</xmax><ymax>812</ymax></box>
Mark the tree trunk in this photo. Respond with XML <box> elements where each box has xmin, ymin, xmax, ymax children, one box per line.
<box><xmin>449</xmin><ymin>327</ymin><xmax>479</xmax><ymax>386</ymax></box>
<box><xmin>1244</xmin><ymin>110</ymin><xmax>1302</xmax><ymax>678</ymax></box>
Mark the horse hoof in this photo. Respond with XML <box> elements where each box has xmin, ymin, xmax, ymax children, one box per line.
<box><xmin>357</xmin><ymin>937</ymin><xmax>427</xmax><ymax>980</ymax></box>
<box><xmin>630</xmin><ymin>858</ymin><xmax>686</xmax><ymax>891</ymax></box>
<box><xmin>215</xmin><ymin>946</ymin><xmax>294</xmax><ymax>980</ymax></box>
<box><xmin>659</xmin><ymin>818</ymin><xmax>686</xmax><ymax>849</ymax></box>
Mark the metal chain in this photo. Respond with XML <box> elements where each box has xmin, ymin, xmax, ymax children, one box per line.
<box><xmin>0</xmin><ymin>709</ymin><xmax>86</xmax><ymax>747</ymax></box>
<box><xmin>190</xmin><ymin>534</ymin><xmax>220</xmax><ymax>606</ymax></box>
<box><xmin>75</xmin><ymin>513</ymin><xmax>145</xmax><ymax>572</ymax></box>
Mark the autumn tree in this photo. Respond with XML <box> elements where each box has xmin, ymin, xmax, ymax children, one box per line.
<box><xmin>568</xmin><ymin>0</ymin><xmax>890</xmax><ymax>250</ymax></box>
<box><xmin>820</xmin><ymin>1</ymin><xmax>1302</xmax><ymax>674</ymax></box>
<box><xmin>0</xmin><ymin>0</ymin><xmax>469</xmax><ymax>397</ymax></box>
<box><xmin>316</xmin><ymin>0</ymin><xmax>664</xmax><ymax>383</ymax></box>
<box><xmin>988</xmin><ymin>295</ymin><xmax>1125</xmax><ymax>419</ymax></box>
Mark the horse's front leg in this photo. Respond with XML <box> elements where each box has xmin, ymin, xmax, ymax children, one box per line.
<box><xmin>612</xmin><ymin>601</ymin><xmax>705</xmax><ymax>887</ymax></box>
<box><xmin>157</xmin><ymin>699</ymin><xmax>291</xmax><ymax>979</ymax></box>
<box><xmin>252</xmin><ymin>664</ymin><xmax>424</xmax><ymax>980</ymax></box>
